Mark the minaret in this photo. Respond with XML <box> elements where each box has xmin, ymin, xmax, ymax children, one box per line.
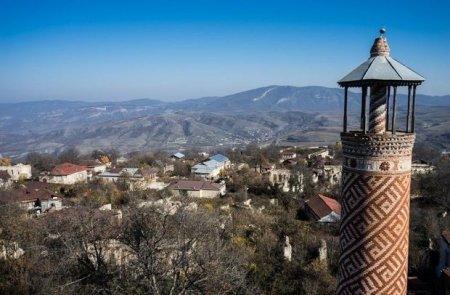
<box><xmin>337</xmin><ymin>29</ymin><xmax>425</xmax><ymax>294</ymax></box>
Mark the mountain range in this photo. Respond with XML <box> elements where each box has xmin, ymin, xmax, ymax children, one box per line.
<box><xmin>1</xmin><ymin>85</ymin><xmax>449</xmax><ymax>158</ymax></box>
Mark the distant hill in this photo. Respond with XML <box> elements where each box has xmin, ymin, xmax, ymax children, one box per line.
<box><xmin>0</xmin><ymin>111</ymin><xmax>335</xmax><ymax>158</ymax></box>
<box><xmin>1</xmin><ymin>85</ymin><xmax>449</xmax><ymax>157</ymax></box>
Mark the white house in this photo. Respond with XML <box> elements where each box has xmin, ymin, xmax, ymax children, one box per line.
<box><xmin>307</xmin><ymin>149</ymin><xmax>330</xmax><ymax>160</ymax></box>
<box><xmin>191</xmin><ymin>154</ymin><xmax>230</xmax><ymax>179</ymax></box>
<box><xmin>209</xmin><ymin>154</ymin><xmax>231</xmax><ymax>168</ymax></box>
<box><xmin>43</xmin><ymin>163</ymin><xmax>88</xmax><ymax>184</ymax></box>
<box><xmin>412</xmin><ymin>162</ymin><xmax>435</xmax><ymax>175</ymax></box>
<box><xmin>192</xmin><ymin>159</ymin><xmax>223</xmax><ymax>179</ymax></box>
<box><xmin>0</xmin><ymin>163</ymin><xmax>32</xmax><ymax>181</ymax></box>
<box><xmin>280</xmin><ymin>150</ymin><xmax>297</xmax><ymax>163</ymax></box>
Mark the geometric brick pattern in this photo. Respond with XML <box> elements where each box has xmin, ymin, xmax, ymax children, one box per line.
<box><xmin>337</xmin><ymin>170</ymin><xmax>410</xmax><ymax>295</ymax></box>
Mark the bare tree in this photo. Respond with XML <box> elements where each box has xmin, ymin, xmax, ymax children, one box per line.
<box><xmin>119</xmin><ymin>205</ymin><xmax>252</xmax><ymax>294</ymax></box>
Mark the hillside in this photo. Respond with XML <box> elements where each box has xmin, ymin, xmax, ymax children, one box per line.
<box><xmin>1</xmin><ymin>85</ymin><xmax>449</xmax><ymax>157</ymax></box>
<box><xmin>0</xmin><ymin>111</ymin><xmax>336</xmax><ymax>157</ymax></box>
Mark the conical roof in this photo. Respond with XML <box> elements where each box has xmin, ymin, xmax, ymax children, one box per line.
<box><xmin>338</xmin><ymin>29</ymin><xmax>425</xmax><ymax>87</ymax></box>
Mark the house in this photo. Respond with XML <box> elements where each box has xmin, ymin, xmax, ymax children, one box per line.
<box><xmin>78</xmin><ymin>160</ymin><xmax>107</xmax><ymax>174</ymax></box>
<box><xmin>192</xmin><ymin>159</ymin><xmax>223</xmax><ymax>179</ymax></box>
<box><xmin>97</xmin><ymin>168</ymin><xmax>144</xmax><ymax>190</ymax></box>
<box><xmin>0</xmin><ymin>171</ymin><xmax>12</xmax><ymax>188</ymax></box>
<box><xmin>42</xmin><ymin>163</ymin><xmax>88</xmax><ymax>184</ymax></box>
<box><xmin>280</xmin><ymin>150</ymin><xmax>297</xmax><ymax>163</ymax></box>
<box><xmin>209</xmin><ymin>154</ymin><xmax>231</xmax><ymax>168</ymax></box>
<box><xmin>412</xmin><ymin>161</ymin><xmax>435</xmax><ymax>175</ymax></box>
<box><xmin>304</xmin><ymin>194</ymin><xmax>341</xmax><ymax>223</ymax></box>
<box><xmin>0</xmin><ymin>163</ymin><xmax>32</xmax><ymax>181</ymax></box>
<box><xmin>0</xmin><ymin>181</ymin><xmax>63</xmax><ymax>214</ymax></box>
<box><xmin>171</xmin><ymin>152</ymin><xmax>185</xmax><ymax>160</ymax></box>
<box><xmin>98</xmin><ymin>168</ymin><xmax>143</xmax><ymax>182</ymax></box>
<box><xmin>168</xmin><ymin>180</ymin><xmax>226</xmax><ymax>198</ymax></box>
<box><xmin>191</xmin><ymin>154</ymin><xmax>230</xmax><ymax>179</ymax></box>
<box><xmin>140</xmin><ymin>168</ymin><xmax>159</xmax><ymax>182</ymax></box>
<box><xmin>307</xmin><ymin>149</ymin><xmax>330</xmax><ymax>160</ymax></box>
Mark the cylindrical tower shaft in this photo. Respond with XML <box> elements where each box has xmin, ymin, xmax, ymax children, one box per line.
<box><xmin>337</xmin><ymin>28</ymin><xmax>425</xmax><ymax>295</ymax></box>
<box><xmin>369</xmin><ymin>85</ymin><xmax>387</xmax><ymax>134</ymax></box>
<box><xmin>337</xmin><ymin>133</ymin><xmax>415</xmax><ymax>294</ymax></box>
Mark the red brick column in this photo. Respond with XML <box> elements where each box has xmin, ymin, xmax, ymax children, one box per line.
<box><xmin>337</xmin><ymin>132</ymin><xmax>414</xmax><ymax>295</ymax></box>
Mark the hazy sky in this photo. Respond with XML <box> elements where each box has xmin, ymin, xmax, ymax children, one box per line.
<box><xmin>1</xmin><ymin>0</ymin><xmax>449</xmax><ymax>102</ymax></box>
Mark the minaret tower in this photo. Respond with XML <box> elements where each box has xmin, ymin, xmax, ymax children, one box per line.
<box><xmin>337</xmin><ymin>29</ymin><xmax>425</xmax><ymax>294</ymax></box>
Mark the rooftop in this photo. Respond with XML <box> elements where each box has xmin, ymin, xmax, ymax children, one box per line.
<box><xmin>0</xmin><ymin>181</ymin><xmax>61</xmax><ymax>203</ymax></box>
<box><xmin>305</xmin><ymin>194</ymin><xmax>341</xmax><ymax>219</ymax></box>
<box><xmin>172</xmin><ymin>152</ymin><xmax>185</xmax><ymax>159</ymax></box>
<box><xmin>209</xmin><ymin>154</ymin><xmax>229</xmax><ymax>163</ymax></box>
<box><xmin>51</xmin><ymin>163</ymin><xmax>87</xmax><ymax>176</ymax></box>
<box><xmin>338</xmin><ymin>29</ymin><xmax>425</xmax><ymax>87</ymax></box>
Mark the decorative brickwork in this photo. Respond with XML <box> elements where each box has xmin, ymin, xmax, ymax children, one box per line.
<box><xmin>337</xmin><ymin>132</ymin><xmax>414</xmax><ymax>294</ymax></box>
<box><xmin>337</xmin><ymin>30</ymin><xmax>423</xmax><ymax>295</ymax></box>
<box><xmin>369</xmin><ymin>85</ymin><xmax>387</xmax><ymax>134</ymax></box>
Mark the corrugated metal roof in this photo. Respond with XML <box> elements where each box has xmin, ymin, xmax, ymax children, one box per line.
<box><xmin>339</xmin><ymin>56</ymin><xmax>425</xmax><ymax>85</ymax></box>
<box><xmin>209</xmin><ymin>154</ymin><xmax>229</xmax><ymax>163</ymax></box>
<box><xmin>172</xmin><ymin>152</ymin><xmax>185</xmax><ymax>158</ymax></box>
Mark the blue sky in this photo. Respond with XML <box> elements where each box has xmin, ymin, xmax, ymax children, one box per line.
<box><xmin>1</xmin><ymin>0</ymin><xmax>449</xmax><ymax>102</ymax></box>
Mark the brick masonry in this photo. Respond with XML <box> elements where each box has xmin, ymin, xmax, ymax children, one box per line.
<box><xmin>337</xmin><ymin>132</ymin><xmax>414</xmax><ymax>294</ymax></box>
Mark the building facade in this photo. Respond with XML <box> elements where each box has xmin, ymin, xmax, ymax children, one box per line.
<box><xmin>168</xmin><ymin>180</ymin><xmax>226</xmax><ymax>198</ymax></box>
<box><xmin>44</xmin><ymin>163</ymin><xmax>88</xmax><ymax>184</ymax></box>
<box><xmin>0</xmin><ymin>163</ymin><xmax>32</xmax><ymax>181</ymax></box>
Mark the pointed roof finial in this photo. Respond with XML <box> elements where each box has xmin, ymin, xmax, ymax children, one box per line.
<box><xmin>370</xmin><ymin>28</ymin><xmax>390</xmax><ymax>57</ymax></box>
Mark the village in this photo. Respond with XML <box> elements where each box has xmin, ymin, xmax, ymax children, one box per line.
<box><xmin>0</xmin><ymin>142</ymin><xmax>447</xmax><ymax>294</ymax></box>
<box><xmin>0</xmin><ymin>145</ymin><xmax>346</xmax><ymax>219</ymax></box>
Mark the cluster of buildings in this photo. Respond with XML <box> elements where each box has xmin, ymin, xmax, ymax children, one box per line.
<box><xmin>0</xmin><ymin>144</ymin><xmax>437</xmax><ymax>225</ymax></box>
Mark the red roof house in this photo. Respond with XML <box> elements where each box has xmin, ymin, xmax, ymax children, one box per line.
<box><xmin>305</xmin><ymin>194</ymin><xmax>341</xmax><ymax>223</ymax></box>
<box><xmin>43</xmin><ymin>163</ymin><xmax>88</xmax><ymax>184</ymax></box>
